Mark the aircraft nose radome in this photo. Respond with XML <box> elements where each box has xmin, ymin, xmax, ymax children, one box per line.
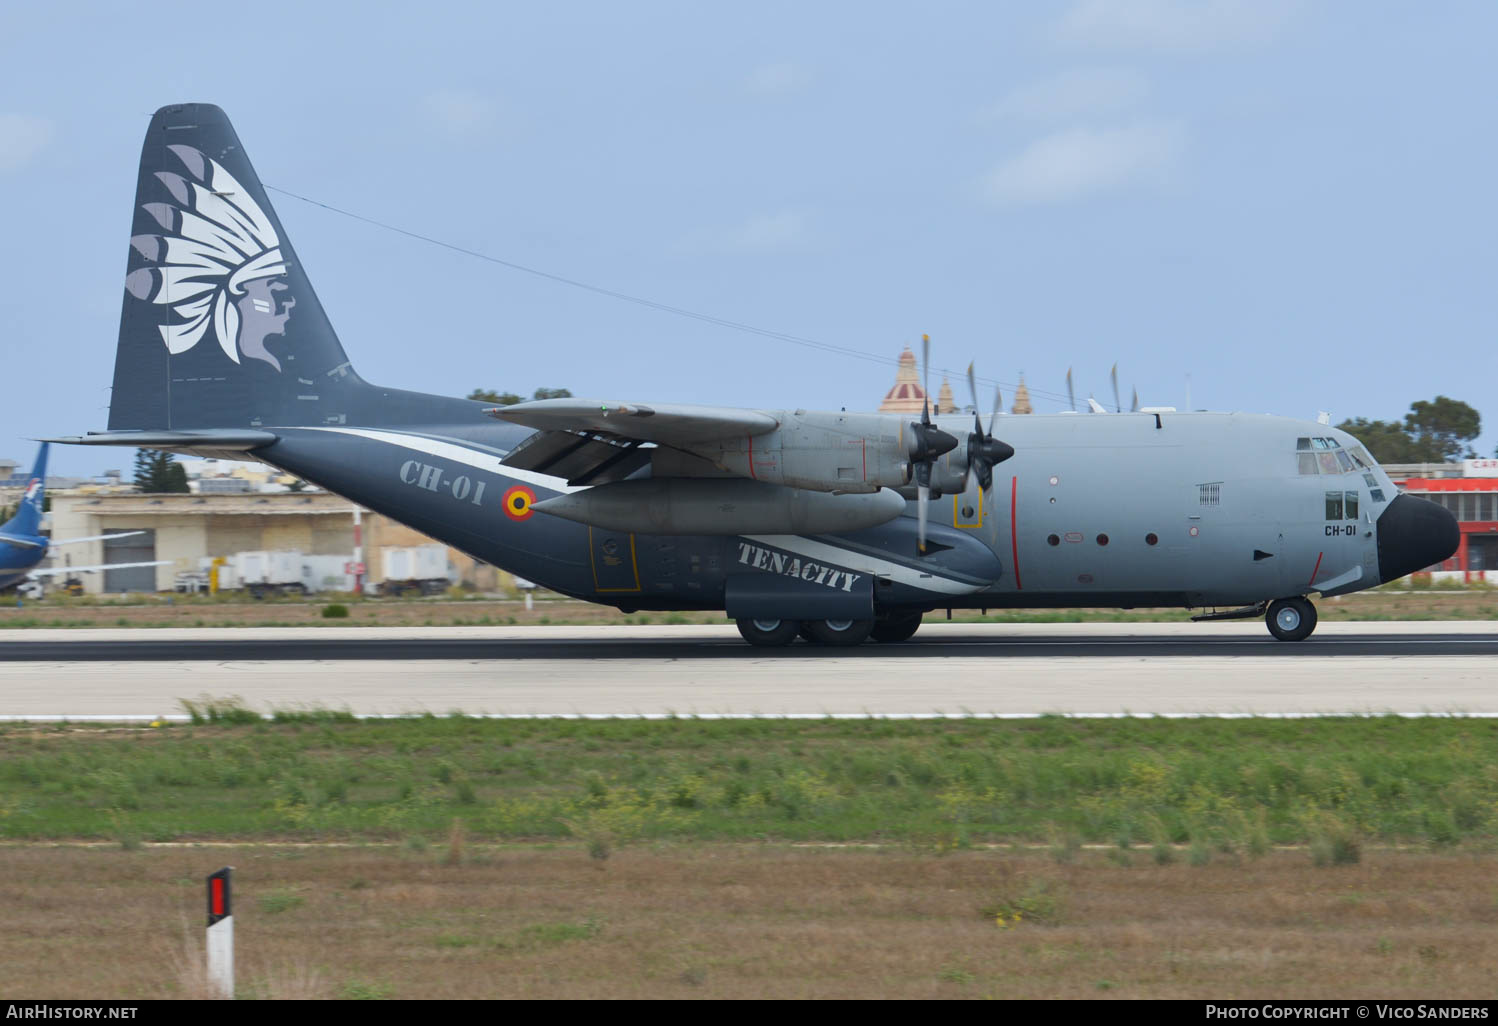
<box><xmin>1376</xmin><ymin>494</ymin><xmax>1460</xmax><ymax>584</ymax></box>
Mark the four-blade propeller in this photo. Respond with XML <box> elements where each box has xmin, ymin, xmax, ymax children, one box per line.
<box><xmin>964</xmin><ymin>362</ymin><xmax>1015</xmax><ymax>493</ymax></box>
<box><xmin>905</xmin><ymin>335</ymin><xmax>960</xmax><ymax>554</ymax></box>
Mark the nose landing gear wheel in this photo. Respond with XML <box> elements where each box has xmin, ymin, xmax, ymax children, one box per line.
<box><xmin>1265</xmin><ymin>597</ymin><xmax>1317</xmax><ymax>641</ymax></box>
<box><xmin>800</xmin><ymin>618</ymin><xmax>875</xmax><ymax>647</ymax></box>
<box><xmin>735</xmin><ymin>618</ymin><xmax>802</xmax><ymax>647</ymax></box>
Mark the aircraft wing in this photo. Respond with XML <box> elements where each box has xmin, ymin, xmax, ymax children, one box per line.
<box><xmin>26</xmin><ymin>560</ymin><xmax>171</xmax><ymax>578</ymax></box>
<box><xmin>490</xmin><ymin>399</ymin><xmax>778</xmax><ymax>486</ymax></box>
<box><xmin>49</xmin><ymin>531</ymin><xmax>146</xmax><ymax>548</ymax></box>
<box><xmin>488</xmin><ymin>399</ymin><xmax>778</xmax><ymax>443</ymax></box>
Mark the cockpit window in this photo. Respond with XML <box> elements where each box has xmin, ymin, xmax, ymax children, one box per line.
<box><xmin>1295</xmin><ymin>439</ymin><xmax>1376</xmax><ymax>476</ymax></box>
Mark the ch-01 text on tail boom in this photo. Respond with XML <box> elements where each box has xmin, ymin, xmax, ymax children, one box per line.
<box><xmin>53</xmin><ymin>104</ymin><xmax>1460</xmax><ymax>646</ymax></box>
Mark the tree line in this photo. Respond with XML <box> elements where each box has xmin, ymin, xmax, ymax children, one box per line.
<box><xmin>1336</xmin><ymin>396</ymin><xmax>1482</xmax><ymax>464</ymax></box>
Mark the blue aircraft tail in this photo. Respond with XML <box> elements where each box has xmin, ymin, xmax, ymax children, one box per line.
<box><xmin>5</xmin><ymin>443</ymin><xmax>47</xmax><ymax>537</ymax></box>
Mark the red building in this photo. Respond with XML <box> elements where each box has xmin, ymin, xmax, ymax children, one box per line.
<box><xmin>1393</xmin><ymin>474</ymin><xmax>1498</xmax><ymax>575</ymax></box>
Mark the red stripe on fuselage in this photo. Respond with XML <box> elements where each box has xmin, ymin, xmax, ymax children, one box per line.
<box><xmin>1309</xmin><ymin>551</ymin><xmax>1324</xmax><ymax>586</ymax></box>
<box><xmin>1010</xmin><ymin>476</ymin><xmax>1022</xmax><ymax>591</ymax></box>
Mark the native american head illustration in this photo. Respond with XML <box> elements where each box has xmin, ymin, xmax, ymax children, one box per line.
<box><xmin>124</xmin><ymin>145</ymin><xmax>295</xmax><ymax>372</ymax></box>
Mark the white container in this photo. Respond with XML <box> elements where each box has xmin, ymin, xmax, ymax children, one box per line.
<box><xmin>233</xmin><ymin>550</ymin><xmax>303</xmax><ymax>585</ymax></box>
<box><xmin>300</xmin><ymin>555</ymin><xmax>355</xmax><ymax>593</ymax></box>
<box><xmin>381</xmin><ymin>544</ymin><xmax>450</xmax><ymax>583</ymax></box>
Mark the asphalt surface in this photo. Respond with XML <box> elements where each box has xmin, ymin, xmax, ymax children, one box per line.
<box><xmin>2</xmin><ymin>631</ymin><xmax>1496</xmax><ymax>662</ymax></box>
<box><xmin>1</xmin><ymin>622</ymin><xmax>1494</xmax><ymax>718</ymax></box>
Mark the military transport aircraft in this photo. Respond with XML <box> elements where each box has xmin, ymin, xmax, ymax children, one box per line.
<box><xmin>51</xmin><ymin>104</ymin><xmax>1459</xmax><ymax>645</ymax></box>
<box><xmin>0</xmin><ymin>443</ymin><xmax>168</xmax><ymax>593</ymax></box>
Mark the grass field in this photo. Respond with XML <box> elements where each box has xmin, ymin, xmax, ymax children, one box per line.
<box><xmin>5</xmin><ymin>715</ymin><xmax>1498</xmax><ymax>998</ymax></box>
<box><xmin>3</xmin><ymin>845</ymin><xmax>1496</xmax><ymax>999</ymax></box>
<box><xmin>0</xmin><ymin>581</ymin><xmax>1494</xmax><ymax>628</ymax></box>
<box><xmin>3</xmin><ymin>714</ymin><xmax>1496</xmax><ymax>851</ymax></box>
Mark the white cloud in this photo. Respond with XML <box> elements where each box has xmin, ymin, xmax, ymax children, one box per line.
<box><xmin>0</xmin><ymin>114</ymin><xmax>54</xmax><ymax>172</ymax></box>
<box><xmin>982</xmin><ymin>121</ymin><xmax>1185</xmax><ymax>206</ymax></box>
<box><xmin>1054</xmin><ymin>0</ymin><xmax>1297</xmax><ymax>53</ymax></box>
<box><xmin>746</xmin><ymin>63</ymin><xmax>810</xmax><ymax>96</ymax></box>
<box><xmin>985</xmin><ymin>68</ymin><xmax>1149</xmax><ymax>121</ymax></box>
<box><xmin>422</xmin><ymin>89</ymin><xmax>496</xmax><ymax>136</ymax></box>
<box><xmin>678</xmin><ymin>210</ymin><xmax>812</xmax><ymax>253</ymax></box>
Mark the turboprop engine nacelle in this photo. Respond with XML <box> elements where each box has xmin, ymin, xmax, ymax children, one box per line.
<box><xmin>530</xmin><ymin>477</ymin><xmax>907</xmax><ymax>535</ymax></box>
<box><xmin>686</xmin><ymin>411</ymin><xmax>944</xmax><ymax>494</ymax></box>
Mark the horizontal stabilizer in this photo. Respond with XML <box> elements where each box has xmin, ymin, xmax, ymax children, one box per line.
<box><xmin>50</xmin><ymin>531</ymin><xmax>147</xmax><ymax>548</ymax></box>
<box><xmin>28</xmin><ymin>560</ymin><xmax>172</xmax><ymax>578</ymax></box>
<box><xmin>45</xmin><ymin>430</ymin><xmax>278</xmax><ymax>449</ymax></box>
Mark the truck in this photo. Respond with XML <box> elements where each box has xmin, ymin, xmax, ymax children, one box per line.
<box><xmin>378</xmin><ymin>544</ymin><xmax>453</xmax><ymax>596</ymax></box>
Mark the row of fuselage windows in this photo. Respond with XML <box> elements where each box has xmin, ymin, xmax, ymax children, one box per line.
<box><xmin>1418</xmin><ymin>491</ymin><xmax>1498</xmax><ymax>522</ymax></box>
<box><xmin>1297</xmin><ymin>436</ymin><xmax>1376</xmax><ymax>478</ymax></box>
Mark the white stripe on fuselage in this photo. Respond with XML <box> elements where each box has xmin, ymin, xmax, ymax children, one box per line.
<box><xmin>745</xmin><ymin>535</ymin><xmax>984</xmax><ymax>596</ymax></box>
<box><xmin>295</xmin><ymin>426</ymin><xmax>581</xmax><ymax>494</ymax></box>
<box><xmin>298</xmin><ymin>427</ymin><xmax>982</xmax><ymax>596</ymax></box>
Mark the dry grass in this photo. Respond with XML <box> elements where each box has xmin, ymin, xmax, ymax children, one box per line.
<box><xmin>1</xmin><ymin>845</ymin><xmax>1495</xmax><ymax>999</ymax></box>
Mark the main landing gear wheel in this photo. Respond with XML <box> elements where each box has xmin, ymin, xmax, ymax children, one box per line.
<box><xmin>800</xmin><ymin>618</ymin><xmax>875</xmax><ymax>647</ymax></box>
<box><xmin>1265</xmin><ymin>597</ymin><xmax>1317</xmax><ymax>642</ymax></box>
<box><xmin>870</xmin><ymin>612</ymin><xmax>924</xmax><ymax>644</ymax></box>
<box><xmin>736</xmin><ymin>618</ymin><xmax>802</xmax><ymax>647</ymax></box>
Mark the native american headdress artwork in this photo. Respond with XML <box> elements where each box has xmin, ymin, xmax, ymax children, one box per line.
<box><xmin>124</xmin><ymin>145</ymin><xmax>295</xmax><ymax>371</ymax></box>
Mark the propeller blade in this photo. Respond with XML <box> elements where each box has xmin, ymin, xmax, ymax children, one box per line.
<box><xmin>966</xmin><ymin>362</ymin><xmax>979</xmax><ymax>421</ymax></box>
<box><xmin>989</xmin><ymin>386</ymin><xmax>1002</xmax><ymax>437</ymax></box>
<box><xmin>1066</xmin><ymin>368</ymin><xmax>1075</xmax><ymax>412</ymax></box>
<box><xmin>921</xmin><ymin>334</ymin><xmax>932</xmax><ymax>423</ymax></box>
<box><xmin>1131</xmin><ymin>386</ymin><xmax>1139</xmax><ymax>413</ymax></box>
<box><xmin>1111</xmin><ymin>363</ymin><xmax>1120</xmax><ymax>414</ymax></box>
<box><xmin>917</xmin><ymin>484</ymin><xmax>929</xmax><ymax>554</ymax></box>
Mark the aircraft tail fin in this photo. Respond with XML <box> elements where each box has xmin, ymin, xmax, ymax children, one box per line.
<box><xmin>6</xmin><ymin>443</ymin><xmax>48</xmax><ymax>537</ymax></box>
<box><xmin>113</xmin><ymin>104</ymin><xmax>361</xmax><ymax>431</ymax></box>
<box><xmin>107</xmin><ymin>104</ymin><xmax>482</xmax><ymax>439</ymax></box>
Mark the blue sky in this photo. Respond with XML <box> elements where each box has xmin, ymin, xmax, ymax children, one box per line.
<box><xmin>3</xmin><ymin>1</ymin><xmax>1494</xmax><ymax>476</ymax></box>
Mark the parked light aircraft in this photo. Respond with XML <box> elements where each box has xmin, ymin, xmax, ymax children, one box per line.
<box><xmin>0</xmin><ymin>443</ymin><xmax>168</xmax><ymax>592</ymax></box>
<box><xmin>53</xmin><ymin>105</ymin><xmax>1459</xmax><ymax>644</ymax></box>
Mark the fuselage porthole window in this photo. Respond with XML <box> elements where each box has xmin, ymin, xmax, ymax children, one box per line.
<box><xmin>1145</xmin><ymin>533</ymin><xmax>1158</xmax><ymax>546</ymax></box>
<box><xmin>1047</xmin><ymin>534</ymin><xmax>1060</xmax><ymax>547</ymax></box>
<box><xmin>1370</xmin><ymin>488</ymin><xmax>1386</xmax><ymax>503</ymax></box>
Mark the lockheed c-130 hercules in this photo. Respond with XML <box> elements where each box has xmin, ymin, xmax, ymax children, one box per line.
<box><xmin>53</xmin><ymin>104</ymin><xmax>1460</xmax><ymax>646</ymax></box>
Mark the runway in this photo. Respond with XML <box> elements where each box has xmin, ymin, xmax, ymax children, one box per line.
<box><xmin>2</xmin><ymin>621</ymin><xmax>1495</xmax><ymax>719</ymax></box>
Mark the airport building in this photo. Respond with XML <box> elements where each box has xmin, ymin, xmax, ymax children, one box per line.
<box><xmin>1391</xmin><ymin>460</ymin><xmax>1498</xmax><ymax>576</ymax></box>
<box><xmin>47</xmin><ymin>490</ymin><xmax>514</xmax><ymax>595</ymax></box>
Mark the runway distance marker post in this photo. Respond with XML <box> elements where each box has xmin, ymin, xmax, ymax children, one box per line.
<box><xmin>206</xmin><ymin>866</ymin><xmax>233</xmax><ymax>999</ymax></box>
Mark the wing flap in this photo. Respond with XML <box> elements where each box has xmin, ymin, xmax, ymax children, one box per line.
<box><xmin>503</xmin><ymin>430</ymin><xmax>652</xmax><ymax>487</ymax></box>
